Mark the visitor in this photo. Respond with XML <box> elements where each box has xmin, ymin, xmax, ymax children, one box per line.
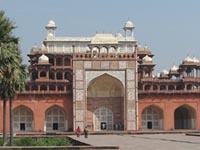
<box><xmin>84</xmin><ymin>126</ymin><xmax>89</xmax><ymax>138</ymax></box>
<box><xmin>75</xmin><ymin>126</ymin><xmax>81</xmax><ymax>137</ymax></box>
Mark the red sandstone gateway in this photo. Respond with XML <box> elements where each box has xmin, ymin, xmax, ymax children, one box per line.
<box><xmin>1</xmin><ymin>20</ymin><xmax>199</xmax><ymax>133</ymax></box>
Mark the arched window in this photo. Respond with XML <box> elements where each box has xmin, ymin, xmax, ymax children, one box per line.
<box><xmin>40</xmin><ymin>71</ymin><xmax>46</xmax><ymax>77</ymax></box>
<box><xmin>13</xmin><ymin>106</ymin><xmax>33</xmax><ymax>131</ymax></box>
<box><xmin>56</xmin><ymin>72</ymin><xmax>63</xmax><ymax>80</ymax></box>
<box><xmin>160</xmin><ymin>85</ymin><xmax>166</xmax><ymax>90</ymax></box>
<box><xmin>49</xmin><ymin>58</ymin><xmax>54</xmax><ymax>66</ymax></box>
<box><xmin>32</xmin><ymin>70</ymin><xmax>38</xmax><ymax>80</ymax></box>
<box><xmin>45</xmin><ymin>106</ymin><xmax>66</xmax><ymax>131</ymax></box>
<box><xmin>168</xmin><ymin>85</ymin><xmax>174</xmax><ymax>90</ymax></box>
<box><xmin>153</xmin><ymin>85</ymin><xmax>158</xmax><ymax>90</ymax></box>
<box><xmin>109</xmin><ymin>47</ymin><xmax>116</xmax><ymax>53</ymax></box>
<box><xmin>56</xmin><ymin>57</ymin><xmax>63</xmax><ymax>66</ymax></box>
<box><xmin>142</xmin><ymin>105</ymin><xmax>163</xmax><ymax>129</ymax></box>
<box><xmin>31</xmin><ymin>85</ymin><xmax>38</xmax><ymax>91</ymax></box>
<box><xmin>64</xmin><ymin>58</ymin><xmax>71</xmax><ymax>66</ymax></box>
<box><xmin>40</xmin><ymin>85</ymin><xmax>47</xmax><ymax>91</ymax></box>
<box><xmin>94</xmin><ymin>107</ymin><xmax>113</xmax><ymax>131</ymax></box>
<box><xmin>174</xmin><ymin>105</ymin><xmax>196</xmax><ymax>129</ymax></box>
<box><xmin>49</xmin><ymin>84</ymin><xmax>55</xmax><ymax>91</ymax></box>
<box><xmin>58</xmin><ymin>85</ymin><xmax>64</xmax><ymax>91</ymax></box>
<box><xmin>49</xmin><ymin>71</ymin><xmax>54</xmax><ymax>80</ymax></box>
<box><xmin>64</xmin><ymin>71</ymin><xmax>72</xmax><ymax>81</ymax></box>
<box><xmin>144</xmin><ymin>84</ymin><xmax>151</xmax><ymax>91</ymax></box>
<box><xmin>100</xmin><ymin>47</ymin><xmax>107</xmax><ymax>53</ymax></box>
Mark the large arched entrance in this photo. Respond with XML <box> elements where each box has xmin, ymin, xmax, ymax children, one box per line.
<box><xmin>87</xmin><ymin>74</ymin><xmax>124</xmax><ymax>131</ymax></box>
<box><xmin>94</xmin><ymin>107</ymin><xmax>113</xmax><ymax>131</ymax></box>
<box><xmin>142</xmin><ymin>105</ymin><xmax>164</xmax><ymax>130</ymax></box>
<box><xmin>174</xmin><ymin>105</ymin><xmax>196</xmax><ymax>129</ymax></box>
<box><xmin>45</xmin><ymin>106</ymin><xmax>66</xmax><ymax>131</ymax></box>
<box><xmin>13</xmin><ymin>106</ymin><xmax>33</xmax><ymax>131</ymax></box>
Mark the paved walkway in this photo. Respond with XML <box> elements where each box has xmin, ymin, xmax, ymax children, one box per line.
<box><xmin>69</xmin><ymin>133</ymin><xmax>200</xmax><ymax>150</ymax></box>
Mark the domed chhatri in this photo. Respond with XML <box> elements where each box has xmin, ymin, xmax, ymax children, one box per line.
<box><xmin>123</xmin><ymin>20</ymin><xmax>135</xmax><ymax>38</ymax></box>
<box><xmin>39</xmin><ymin>54</ymin><xmax>49</xmax><ymax>63</ymax></box>
<box><xmin>124</xmin><ymin>20</ymin><xmax>135</xmax><ymax>29</ymax></box>
<box><xmin>142</xmin><ymin>55</ymin><xmax>152</xmax><ymax>62</ymax></box>
<box><xmin>170</xmin><ymin>65</ymin><xmax>179</xmax><ymax>71</ymax></box>
<box><xmin>46</xmin><ymin>19</ymin><xmax>57</xmax><ymax>29</ymax></box>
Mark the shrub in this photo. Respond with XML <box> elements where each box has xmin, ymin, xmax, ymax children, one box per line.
<box><xmin>14</xmin><ymin>137</ymin><xmax>36</xmax><ymax>146</ymax></box>
<box><xmin>36</xmin><ymin>137</ymin><xmax>72</xmax><ymax>146</ymax></box>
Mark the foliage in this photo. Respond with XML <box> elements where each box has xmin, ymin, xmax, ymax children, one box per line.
<box><xmin>0</xmin><ymin>137</ymin><xmax>72</xmax><ymax>146</ymax></box>
<box><xmin>36</xmin><ymin>137</ymin><xmax>72</xmax><ymax>146</ymax></box>
<box><xmin>14</xmin><ymin>137</ymin><xmax>36</xmax><ymax>146</ymax></box>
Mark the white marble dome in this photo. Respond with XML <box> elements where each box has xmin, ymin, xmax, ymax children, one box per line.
<box><xmin>170</xmin><ymin>65</ymin><xmax>179</xmax><ymax>71</ymax></box>
<box><xmin>142</xmin><ymin>55</ymin><xmax>152</xmax><ymax>62</ymax></box>
<box><xmin>192</xmin><ymin>57</ymin><xmax>199</xmax><ymax>63</ymax></box>
<box><xmin>46</xmin><ymin>19</ymin><xmax>57</xmax><ymax>28</ymax></box>
<box><xmin>162</xmin><ymin>69</ymin><xmax>169</xmax><ymax>74</ymax></box>
<box><xmin>124</xmin><ymin>20</ymin><xmax>134</xmax><ymax>29</ymax></box>
<box><xmin>183</xmin><ymin>56</ymin><xmax>193</xmax><ymax>63</ymax></box>
<box><xmin>39</xmin><ymin>54</ymin><xmax>49</xmax><ymax>63</ymax></box>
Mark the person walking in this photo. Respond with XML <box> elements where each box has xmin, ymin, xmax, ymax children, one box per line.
<box><xmin>75</xmin><ymin>126</ymin><xmax>81</xmax><ymax>137</ymax></box>
<box><xmin>84</xmin><ymin>126</ymin><xmax>88</xmax><ymax>138</ymax></box>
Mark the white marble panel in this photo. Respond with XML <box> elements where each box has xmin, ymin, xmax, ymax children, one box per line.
<box><xmin>76</xmin><ymin>90</ymin><xmax>84</xmax><ymax>101</ymax></box>
<box><xmin>76</xmin><ymin>69</ymin><xmax>83</xmax><ymax>80</ymax></box>
<box><xmin>86</xmin><ymin>71</ymin><xmax>125</xmax><ymax>87</ymax></box>
<box><xmin>119</xmin><ymin>61</ymin><xmax>127</xmax><ymax>69</ymax></box>
<box><xmin>127</xmin><ymin>69</ymin><xmax>135</xmax><ymax>80</ymax></box>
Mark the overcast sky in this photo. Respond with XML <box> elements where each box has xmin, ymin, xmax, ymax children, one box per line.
<box><xmin>1</xmin><ymin>0</ymin><xmax>200</xmax><ymax>73</ymax></box>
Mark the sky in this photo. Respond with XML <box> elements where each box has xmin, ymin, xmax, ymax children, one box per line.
<box><xmin>0</xmin><ymin>0</ymin><xmax>200</xmax><ymax>74</ymax></box>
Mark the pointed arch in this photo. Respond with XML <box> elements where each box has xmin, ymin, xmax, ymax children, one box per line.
<box><xmin>87</xmin><ymin>73</ymin><xmax>124</xmax><ymax>97</ymax></box>
<box><xmin>142</xmin><ymin>105</ymin><xmax>164</xmax><ymax>130</ymax></box>
<box><xmin>13</xmin><ymin>105</ymin><xmax>34</xmax><ymax>131</ymax></box>
<box><xmin>93</xmin><ymin>107</ymin><xmax>113</xmax><ymax>131</ymax></box>
<box><xmin>45</xmin><ymin>105</ymin><xmax>66</xmax><ymax>131</ymax></box>
<box><xmin>174</xmin><ymin>104</ymin><xmax>196</xmax><ymax>129</ymax></box>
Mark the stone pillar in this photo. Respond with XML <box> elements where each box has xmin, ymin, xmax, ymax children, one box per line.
<box><xmin>126</xmin><ymin>69</ymin><xmax>137</xmax><ymax>130</ymax></box>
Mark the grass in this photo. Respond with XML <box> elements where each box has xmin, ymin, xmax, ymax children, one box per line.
<box><xmin>0</xmin><ymin>137</ymin><xmax>73</xmax><ymax>146</ymax></box>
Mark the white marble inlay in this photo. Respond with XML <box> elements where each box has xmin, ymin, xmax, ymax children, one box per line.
<box><xmin>86</xmin><ymin>71</ymin><xmax>125</xmax><ymax>87</ymax></box>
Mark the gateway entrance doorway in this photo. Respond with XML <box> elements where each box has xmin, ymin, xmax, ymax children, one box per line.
<box><xmin>94</xmin><ymin>107</ymin><xmax>113</xmax><ymax>131</ymax></box>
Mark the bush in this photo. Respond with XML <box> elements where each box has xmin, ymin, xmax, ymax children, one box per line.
<box><xmin>36</xmin><ymin>137</ymin><xmax>72</xmax><ymax>146</ymax></box>
<box><xmin>14</xmin><ymin>137</ymin><xmax>36</xmax><ymax>146</ymax></box>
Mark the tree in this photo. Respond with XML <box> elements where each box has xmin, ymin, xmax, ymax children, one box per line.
<box><xmin>0</xmin><ymin>11</ymin><xmax>27</xmax><ymax>146</ymax></box>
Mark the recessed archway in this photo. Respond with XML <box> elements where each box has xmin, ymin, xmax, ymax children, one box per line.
<box><xmin>45</xmin><ymin>106</ymin><xmax>66</xmax><ymax>131</ymax></box>
<box><xmin>93</xmin><ymin>107</ymin><xmax>113</xmax><ymax>131</ymax></box>
<box><xmin>13</xmin><ymin>106</ymin><xmax>33</xmax><ymax>132</ymax></box>
<box><xmin>87</xmin><ymin>74</ymin><xmax>124</xmax><ymax>131</ymax></box>
<box><xmin>174</xmin><ymin>105</ymin><xmax>196</xmax><ymax>129</ymax></box>
<box><xmin>142</xmin><ymin>105</ymin><xmax>164</xmax><ymax>130</ymax></box>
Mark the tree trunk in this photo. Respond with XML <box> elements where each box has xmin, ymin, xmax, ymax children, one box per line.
<box><xmin>3</xmin><ymin>98</ymin><xmax>7</xmax><ymax>145</ymax></box>
<box><xmin>9</xmin><ymin>97</ymin><xmax>13</xmax><ymax>146</ymax></box>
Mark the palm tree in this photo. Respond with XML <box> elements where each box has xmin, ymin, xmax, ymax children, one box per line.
<box><xmin>0</xmin><ymin>11</ymin><xmax>27</xmax><ymax>146</ymax></box>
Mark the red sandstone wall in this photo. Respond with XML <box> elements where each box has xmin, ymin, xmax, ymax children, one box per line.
<box><xmin>138</xmin><ymin>95</ymin><xmax>200</xmax><ymax>130</ymax></box>
<box><xmin>0</xmin><ymin>94</ymin><xmax>73</xmax><ymax>133</ymax></box>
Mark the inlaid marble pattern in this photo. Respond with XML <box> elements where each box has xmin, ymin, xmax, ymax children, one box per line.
<box><xmin>75</xmin><ymin>90</ymin><xmax>84</xmax><ymax>101</ymax></box>
<box><xmin>76</xmin><ymin>69</ymin><xmax>83</xmax><ymax>80</ymax></box>
<box><xmin>84</xmin><ymin>61</ymin><xmax>92</xmax><ymax>69</ymax></box>
<box><xmin>119</xmin><ymin>61</ymin><xmax>127</xmax><ymax>69</ymax></box>
<box><xmin>127</xmin><ymin>89</ymin><xmax>135</xmax><ymax>101</ymax></box>
<box><xmin>76</xmin><ymin>110</ymin><xmax>84</xmax><ymax>121</ymax></box>
<box><xmin>127</xmin><ymin>69</ymin><xmax>135</xmax><ymax>80</ymax></box>
<box><xmin>127</xmin><ymin>81</ymin><xmax>135</xmax><ymax>88</ymax></box>
<box><xmin>86</xmin><ymin>71</ymin><xmax>125</xmax><ymax>87</ymax></box>
<box><xmin>76</xmin><ymin>81</ymin><xmax>84</xmax><ymax>89</ymax></box>
<box><xmin>101</xmin><ymin>61</ymin><xmax>110</xmax><ymax>69</ymax></box>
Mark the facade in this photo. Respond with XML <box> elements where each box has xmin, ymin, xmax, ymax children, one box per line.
<box><xmin>0</xmin><ymin>19</ymin><xmax>200</xmax><ymax>133</ymax></box>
